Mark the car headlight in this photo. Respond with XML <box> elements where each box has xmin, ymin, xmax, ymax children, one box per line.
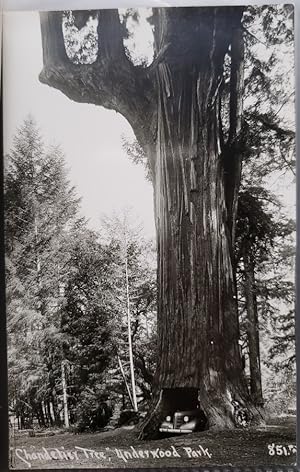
<box><xmin>183</xmin><ymin>416</ymin><xmax>189</xmax><ymax>422</ymax></box>
<box><xmin>166</xmin><ymin>415</ymin><xmax>171</xmax><ymax>422</ymax></box>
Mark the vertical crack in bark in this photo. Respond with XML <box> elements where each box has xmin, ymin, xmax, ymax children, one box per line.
<box><xmin>223</xmin><ymin>23</ymin><xmax>245</xmax><ymax>245</ymax></box>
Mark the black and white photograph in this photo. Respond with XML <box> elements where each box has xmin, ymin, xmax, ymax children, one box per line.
<box><xmin>2</xmin><ymin>2</ymin><xmax>297</xmax><ymax>468</ymax></box>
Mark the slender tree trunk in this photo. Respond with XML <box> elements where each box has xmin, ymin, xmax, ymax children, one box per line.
<box><xmin>124</xmin><ymin>237</ymin><xmax>138</xmax><ymax>412</ymax></box>
<box><xmin>41</xmin><ymin>401</ymin><xmax>49</xmax><ymax>426</ymax></box>
<box><xmin>35</xmin><ymin>408</ymin><xmax>41</xmax><ymax>428</ymax></box>
<box><xmin>38</xmin><ymin>403</ymin><xmax>46</xmax><ymax>427</ymax></box>
<box><xmin>243</xmin><ymin>253</ymin><xmax>263</xmax><ymax>406</ymax></box>
<box><xmin>61</xmin><ymin>360</ymin><xmax>70</xmax><ymax>428</ymax></box>
<box><xmin>51</xmin><ymin>395</ymin><xmax>61</xmax><ymax>426</ymax></box>
<box><xmin>118</xmin><ymin>355</ymin><xmax>134</xmax><ymax>409</ymax></box>
<box><xmin>46</xmin><ymin>401</ymin><xmax>53</xmax><ymax>426</ymax></box>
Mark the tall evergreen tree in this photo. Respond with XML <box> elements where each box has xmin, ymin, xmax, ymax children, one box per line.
<box><xmin>235</xmin><ymin>187</ymin><xmax>295</xmax><ymax>409</ymax></box>
<box><xmin>5</xmin><ymin>117</ymin><xmax>83</xmax><ymax>428</ymax></box>
<box><xmin>60</xmin><ymin>228</ymin><xmax>119</xmax><ymax>430</ymax></box>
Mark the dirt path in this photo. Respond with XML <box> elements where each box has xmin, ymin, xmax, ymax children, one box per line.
<box><xmin>11</xmin><ymin>416</ymin><xmax>296</xmax><ymax>468</ymax></box>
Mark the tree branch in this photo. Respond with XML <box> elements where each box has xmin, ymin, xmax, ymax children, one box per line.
<box><xmin>254</xmin><ymin>113</ymin><xmax>295</xmax><ymax>138</ymax></box>
<box><xmin>242</xmin><ymin>25</ymin><xmax>268</xmax><ymax>47</ymax></box>
<box><xmin>39</xmin><ymin>10</ymin><xmax>157</xmax><ymax>146</ymax></box>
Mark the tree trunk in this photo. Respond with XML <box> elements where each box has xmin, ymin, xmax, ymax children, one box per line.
<box><xmin>118</xmin><ymin>355</ymin><xmax>135</xmax><ymax>409</ymax></box>
<box><xmin>124</xmin><ymin>238</ymin><xmax>138</xmax><ymax>412</ymax></box>
<box><xmin>46</xmin><ymin>400</ymin><xmax>53</xmax><ymax>426</ymax></box>
<box><xmin>39</xmin><ymin>6</ymin><xmax>261</xmax><ymax>438</ymax></box>
<box><xmin>139</xmin><ymin>8</ymin><xmax>254</xmax><ymax>438</ymax></box>
<box><xmin>61</xmin><ymin>360</ymin><xmax>70</xmax><ymax>428</ymax></box>
<box><xmin>51</xmin><ymin>395</ymin><xmax>61</xmax><ymax>426</ymax></box>
<box><xmin>41</xmin><ymin>401</ymin><xmax>49</xmax><ymax>426</ymax></box>
<box><xmin>243</xmin><ymin>253</ymin><xmax>263</xmax><ymax>406</ymax></box>
<box><xmin>38</xmin><ymin>403</ymin><xmax>46</xmax><ymax>427</ymax></box>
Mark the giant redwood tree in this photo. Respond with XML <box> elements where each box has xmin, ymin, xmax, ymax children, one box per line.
<box><xmin>39</xmin><ymin>7</ymin><xmax>257</xmax><ymax>436</ymax></box>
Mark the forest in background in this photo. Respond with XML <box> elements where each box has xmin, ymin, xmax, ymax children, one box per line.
<box><xmin>5</xmin><ymin>118</ymin><xmax>157</xmax><ymax>431</ymax></box>
<box><xmin>5</xmin><ymin>112</ymin><xmax>295</xmax><ymax>433</ymax></box>
<box><xmin>5</xmin><ymin>4</ymin><xmax>296</xmax><ymax>434</ymax></box>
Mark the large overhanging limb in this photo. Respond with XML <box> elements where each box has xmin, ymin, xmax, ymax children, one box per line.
<box><xmin>39</xmin><ymin>6</ymin><xmax>246</xmax><ymax>231</ymax></box>
<box><xmin>39</xmin><ymin>10</ymin><xmax>157</xmax><ymax>148</ymax></box>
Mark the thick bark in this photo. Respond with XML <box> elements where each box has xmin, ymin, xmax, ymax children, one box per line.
<box><xmin>139</xmin><ymin>7</ymin><xmax>253</xmax><ymax>438</ymax></box>
<box><xmin>224</xmin><ymin>25</ymin><xmax>245</xmax><ymax>245</ymax></box>
<box><xmin>243</xmin><ymin>253</ymin><xmax>263</xmax><ymax>406</ymax></box>
<box><xmin>39</xmin><ymin>6</ymin><xmax>261</xmax><ymax>437</ymax></box>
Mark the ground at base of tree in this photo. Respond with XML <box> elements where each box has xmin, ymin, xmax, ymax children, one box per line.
<box><xmin>11</xmin><ymin>416</ymin><xmax>296</xmax><ymax>469</ymax></box>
